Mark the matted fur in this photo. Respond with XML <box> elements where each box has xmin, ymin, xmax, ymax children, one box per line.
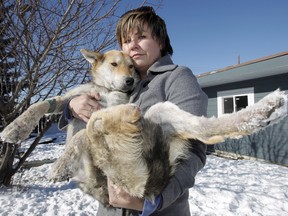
<box><xmin>50</xmin><ymin>89</ymin><xmax>287</xmax><ymax>206</ymax></box>
<box><xmin>1</xmin><ymin>49</ymin><xmax>139</xmax><ymax>144</ymax></box>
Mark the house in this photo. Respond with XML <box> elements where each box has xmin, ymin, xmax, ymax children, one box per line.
<box><xmin>196</xmin><ymin>51</ymin><xmax>288</xmax><ymax>166</ymax></box>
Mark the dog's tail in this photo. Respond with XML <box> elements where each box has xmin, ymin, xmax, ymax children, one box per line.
<box><xmin>145</xmin><ymin>89</ymin><xmax>287</xmax><ymax>145</ymax></box>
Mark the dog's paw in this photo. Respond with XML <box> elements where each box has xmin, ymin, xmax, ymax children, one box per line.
<box><xmin>1</xmin><ymin>119</ymin><xmax>36</xmax><ymax>143</ymax></box>
<box><xmin>1</xmin><ymin>101</ymin><xmax>51</xmax><ymax>143</ymax></box>
<box><xmin>259</xmin><ymin>89</ymin><xmax>287</xmax><ymax>122</ymax></box>
<box><xmin>49</xmin><ymin>161</ymin><xmax>72</xmax><ymax>182</ymax></box>
<box><xmin>49</xmin><ymin>172</ymin><xmax>71</xmax><ymax>182</ymax></box>
<box><xmin>241</xmin><ymin>89</ymin><xmax>287</xmax><ymax>129</ymax></box>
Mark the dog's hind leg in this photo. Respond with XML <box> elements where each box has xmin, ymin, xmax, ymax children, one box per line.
<box><xmin>50</xmin><ymin>129</ymin><xmax>89</xmax><ymax>181</ymax></box>
<box><xmin>50</xmin><ymin>128</ymin><xmax>110</xmax><ymax>205</ymax></box>
<box><xmin>145</xmin><ymin>89</ymin><xmax>287</xmax><ymax>144</ymax></box>
<box><xmin>72</xmin><ymin>151</ymin><xmax>110</xmax><ymax>206</ymax></box>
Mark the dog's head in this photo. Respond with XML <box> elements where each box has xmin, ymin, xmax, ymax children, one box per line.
<box><xmin>86</xmin><ymin>104</ymin><xmax>142</xmax><ymax>141</ymax></box>
<box><xmin>81</xmin><ymin>49</ymin><xmax>139</xmax><ymax>92</ymax></box>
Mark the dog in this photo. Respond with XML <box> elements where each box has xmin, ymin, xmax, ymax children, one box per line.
<box><xmin>50</xmin><ymin>89</ymin><xmax>287</xmax><ymax>206</ymax></box>
<box><xmin>1</xmin><ymin>49</ymin><xmax>139</xmax><ymax>144</ymax></box>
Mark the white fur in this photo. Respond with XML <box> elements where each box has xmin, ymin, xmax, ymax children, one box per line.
<box><xmin>144</xmin><ymin>89</ymin><xmax>288</xmax><ymax>144</ymax></box>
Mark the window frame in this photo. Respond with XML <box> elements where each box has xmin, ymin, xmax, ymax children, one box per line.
<box><xmin>217</xmin><ymin>89</ymin><xmax>254</xmax><ymax>116</ymax></box>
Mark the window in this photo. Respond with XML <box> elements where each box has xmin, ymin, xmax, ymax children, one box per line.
<box><xmin>217</xmin><ymin>89</ymin><xmax>254</xmax><ymax>116</ymax></box>
<box><xmin>223</xmin><ymin>95</ymin><xmax>248</xmax><ymax>114</ymax></box>
<box><xmin>235</xmin><ymin>95</ymin><xmax>248</xmax><ymax>111</ymax></box>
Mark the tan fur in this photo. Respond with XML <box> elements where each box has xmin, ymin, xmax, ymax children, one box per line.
<box><xmin>50</xmin><ymin>89</ymin><xmax>287</xmax><ymax>206</ymax></box>
<box><xmin>50</xmin><ymin>105</ymin><xmax>149</xmax><ymax>204</ymax></box>
<box><xmin>2</xmin><ymin>49</ymin><xmax>286</xmax><ymax>206</ymax></box>
<box><xmin>87</xmin><ymin>105</ymin><xmax>148</xmax><ymax>197</ymax></box>
<box><xmin>1</xmin><ymin>49</ymin><xmax>139</xmax><ymax>144</ymax></box>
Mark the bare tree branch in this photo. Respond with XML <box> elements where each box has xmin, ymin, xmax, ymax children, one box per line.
<box><xmin>0</xmin><ymin>0</ymin><xmax>163</xmax><ymax>186</ymax></box>
<box><xmin>1</xmin><ymin>0</ymin><xmax>163</xmax><ymax>126</ymax></box>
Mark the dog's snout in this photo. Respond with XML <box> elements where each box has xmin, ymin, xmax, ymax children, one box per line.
<box><xmin>126</xmin><ymin>77</ymin><xmax>134</xmax><ymax>86</ymax></box>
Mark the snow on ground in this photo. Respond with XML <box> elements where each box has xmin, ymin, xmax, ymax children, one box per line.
<box><xmin>0</xmin><ymin>130</ymin><xmax>287</xmax><ymax>216</ymax></box>
<box><xmin>189</xmin><ymin>156</ymin><xmax>288</xmax><ymax>216</ymax></box>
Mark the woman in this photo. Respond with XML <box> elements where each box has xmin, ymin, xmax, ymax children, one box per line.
<box><xmin>65</xmin><ymin>6</ymin><xmax>208</xmax><ymax>216</ymax></box>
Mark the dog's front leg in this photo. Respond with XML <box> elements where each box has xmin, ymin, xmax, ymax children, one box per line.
<box><xmin>1</xmin><ymin>101</ymin><xmax>51</xmax><ymax>143</ymax></box>
<box><xmin>1</xmin><ymin>96</ymin><xmax>68</xmax><ymax>143</ymax></box>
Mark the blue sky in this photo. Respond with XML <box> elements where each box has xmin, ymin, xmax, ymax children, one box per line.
<box><xmin>125</xmin><ymin>1</ymin><xmax>288</xmax><ymax>75</ymax></box>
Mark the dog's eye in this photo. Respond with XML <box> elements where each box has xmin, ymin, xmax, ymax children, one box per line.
<box><xmin>111</xmin><ymin>62</ymin><xmax>118</xmax><ymax>67</ymax></box>
<box><xmin>129</xmin><ymin>65</ymin><xmax>134</xmax><ymax>69</ymax></box>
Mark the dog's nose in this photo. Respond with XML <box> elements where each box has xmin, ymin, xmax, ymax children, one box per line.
<box><xmin>126</xmin><ymin>77</ymin><xmax>134</xmax><ymax>86</ymax></box>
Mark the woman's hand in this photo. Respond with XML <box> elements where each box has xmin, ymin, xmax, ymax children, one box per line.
<box><xmin>69</xmin><ymin>92</ymin><xmax>102</xmax><ymax>122</ymax></box>
<box><xmin>107</xmin><ymin>178</ymin><xmax>144</xmax><ymax>211</ymax></box>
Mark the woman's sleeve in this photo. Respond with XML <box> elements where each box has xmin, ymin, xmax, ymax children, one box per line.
<box><xmin>158</xmin><ymin>66</ymin><xmax>208</xmax><ymax>210</ymax></box>
<box><xmin>58</xmin><ymin>98</ymin><xmax>74</xmax><ymax>130</ymax></box>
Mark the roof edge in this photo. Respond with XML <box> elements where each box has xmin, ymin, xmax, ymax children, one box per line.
<box><xmin>196</xmin><ymin>50</ymin><xmax>288</xmax><ymax>78</ymax></box>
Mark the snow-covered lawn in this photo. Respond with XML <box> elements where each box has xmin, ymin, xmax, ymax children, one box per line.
<box><xmin>0</xmin><ymin>131</ymin><xmax>287</xmax><ymax>216</ymax></box>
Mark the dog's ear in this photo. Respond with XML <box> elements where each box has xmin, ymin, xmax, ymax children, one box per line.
<box><xmin>80</xmin><ymin>49</ymin><xmax>103</xmax><ymax>64</ymax></box>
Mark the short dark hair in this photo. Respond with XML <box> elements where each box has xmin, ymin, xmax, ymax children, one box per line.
<box><xmin>116</xmin><ymin>6</ymin><xmax>173</xmax><ymax>56</ymax></box>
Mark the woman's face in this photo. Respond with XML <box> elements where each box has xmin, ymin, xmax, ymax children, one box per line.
<box><xmin>121</xmin><ymin>24</ymin><xmax>162</xmax><ymax>78</ymax></box>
